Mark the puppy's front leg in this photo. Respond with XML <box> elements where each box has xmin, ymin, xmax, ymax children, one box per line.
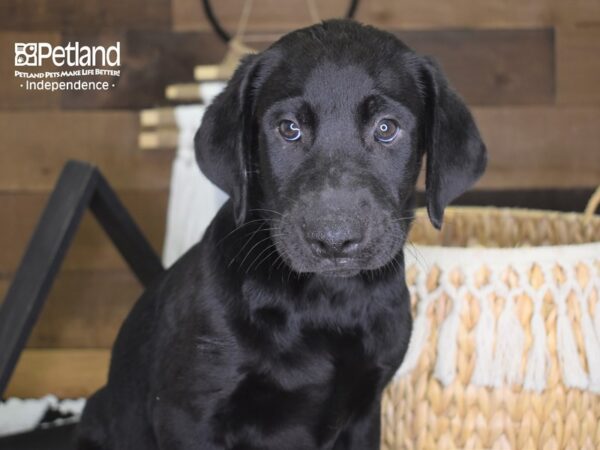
<box><xmin>333</xmin><ymin>403</ymin><xmax>381</xmax><ymax>450</ymax></box>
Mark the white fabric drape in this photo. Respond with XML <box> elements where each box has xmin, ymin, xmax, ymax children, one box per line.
<box><xmin>162</xmin><ymin>82</ymin><xmax>228</xmax><ymax>268</ymax></box>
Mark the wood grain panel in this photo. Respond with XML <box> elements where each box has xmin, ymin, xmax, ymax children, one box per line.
<box><xmin>3</xmin><ymin>28</ymin><xmax>554</xmax><ymax>109</ymax></box>
<box><xmin>26</xmin><ymin>270</ymin><xmax>142</xmax><ymax>349</ymax></box>
<box><xmin>552</xmin><ymin>0</ymin><xmax>600</xmax><ymax>28</ymax></box>
<box><xmin>61</xmin><ymin>31</ymin><xmax>227</xmax><ymax>109</ymax></box>
<box><xmin>557</xmin><ymin>27</ymin><xmax>600</xmax><ymax>105</ymax></box>
<box><xmin>473</xmin><ymin>107</ymin><xmax>600</xmax><ymax>188</ymax></box>
<box><xmin>173</xmin><ymin>0</ymin><xmax>599</xmax><ymax>32</ymax></box>
<box><xmin>0</xmin><ymin>269</ymin><xmax>142</xmax><ymax>349</ymax></box>
<box><xmin>400</xmin><ymin>29</ymin><xmax>554</xmax><ymax>106</ymax></box>
<box><xmin>0</xmin><ymin>190</ymin><xmax>168</xmax><ymax>273</ymax></box>
<box><xmin>5</xmin><ymin>349</ymin><xmax>110</xmax><ymax>398</ymax></box>
<box><xmin>0</xmin><ymin>0</ymin><xmax>171</xmax><ymax>32</ymax></box>
<box><xmin>0</xmin><ymin>111</ymin><xmax>173</xmax><ymax>191</ymax></box>
<box><xmin>82</xmin><ymin>28</ymin><xmax>552</xmax><ymax>107</ymax></box>
<box><xmin>0</xmin><ymin>32</ymin><xmax>62</xmax><ymax>110</ymax></box>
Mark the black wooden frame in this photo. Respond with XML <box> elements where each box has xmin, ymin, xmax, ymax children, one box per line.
<box><xmin>0</xmin><ymin>161</ymin><xmax>164</xmax><ymax>396</ymax></box>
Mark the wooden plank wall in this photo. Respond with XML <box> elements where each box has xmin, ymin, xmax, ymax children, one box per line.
<box><xmin>1</xmin><ymin>0</ymin><xmax>599</xmax><ymax>398</ymax></box>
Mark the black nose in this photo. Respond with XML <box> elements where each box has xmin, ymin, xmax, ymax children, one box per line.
<box><xmin>304</xmin><ymin>221</ymin><xmax>365</xmax><ymax>258</ymax></box>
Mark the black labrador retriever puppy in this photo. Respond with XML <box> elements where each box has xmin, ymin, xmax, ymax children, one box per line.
<box><xmin>76</xmin><ymin>19</ymin><xmax>486</xmax><ymax>450</ymax></box>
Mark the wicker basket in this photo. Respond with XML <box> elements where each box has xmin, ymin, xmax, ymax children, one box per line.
<box><xmin>381</xmin><ymin>190</ymin><xmax>600</xmax><ymax>450</ymax></box>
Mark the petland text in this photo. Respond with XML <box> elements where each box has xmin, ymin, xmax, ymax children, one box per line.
<box><xmin>14</xmin><ymin>42</ymin><xmax>120</xmax><ymax>67</ymax></box>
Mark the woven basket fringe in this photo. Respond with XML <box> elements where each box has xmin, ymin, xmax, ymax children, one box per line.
<box><xmin>544</xmin><ymin>261</ymin><xmax>591</xmax><ymax>390</ymax></box>
<box><xmin>470</xmin><ymin>289</ymin><xmax>496</xmax><ymax>387</ymax></box>
<box><xmin>382</xmin><ymin>207</ymin><xmax>600</xmax><ymax>450</ymax></box>
<box><xmin>523</xmin><ymin>295</ymin><xmax>550</xmax><ymax>392</ymax></box>
<box><xmin>594</xmin><ymin>298</ymin><xmax>600</xmax><ymax>350</ymax></box>
<box><xmin>493</xmin><ymin>289</ymin><xmax>525</xmax><ymax>386</ymax></box>
<box><xmin>433</xmin><ymin>274</ymin><xmax>467</xmax><ymax>386</ymax></box>
<box><xmin>394</xmin><ymin>258</ymin><xmax>600</xmax><ymax>393</ymax></box>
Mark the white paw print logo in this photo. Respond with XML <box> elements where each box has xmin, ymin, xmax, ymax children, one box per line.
<box><xmin>15</xmin><ymin>43</ymin><xmax>38</xmax><ymax>66</ymax></box>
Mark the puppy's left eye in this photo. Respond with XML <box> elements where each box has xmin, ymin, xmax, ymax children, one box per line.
<box><xmin>278</xmin><ymin>120</ymin><xmax>302</xmax><ymax>141</ymax></box>
<box><xmin>374</xmin><ymin>119</ymin><xmax>400</xmax><ymax>143</ymax></box>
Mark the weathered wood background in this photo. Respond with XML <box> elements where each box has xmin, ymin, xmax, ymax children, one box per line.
<box><xmin>1</xmin><ymin>0</ymin><xmax>599</xmax><ymax>397</ymax></box>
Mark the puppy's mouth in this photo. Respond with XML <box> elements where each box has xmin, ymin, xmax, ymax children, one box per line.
<box><xmin>317</xmin><ymin>257</ymin><xmax>364</xmax><ymax>278</ymax></box>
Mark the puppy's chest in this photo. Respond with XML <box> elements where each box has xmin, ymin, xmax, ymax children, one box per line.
<box><xmin>217</xmin><ymin>325</ymin><xmax>383</xmax><ymax>443</ymax></box>
<box><xmin>218</xmin><ymin>279</ymin><xmax>404</xmax><ymax>431</ymax></box>
<box><xmin>243</xmin><ymin>282</ymin><xmax>403</xmax><ymax>384</ymax></box>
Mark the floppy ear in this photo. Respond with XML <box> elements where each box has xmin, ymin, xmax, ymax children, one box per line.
<box><xmin>194</xmin><ymin>54</ymin><xmax>260</xmax><ymax>226</ymax></box>
<box><xmin>420</xmin><ymin>57</ymin><xmax>487</xmax><ymax>229</ymax></box>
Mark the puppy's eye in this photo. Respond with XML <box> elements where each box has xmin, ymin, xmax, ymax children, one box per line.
<box><xmin>278</xmin><ymin>120</ymin><xmax>302</xmax><ymax>141</ymax></box>
<box><xmin>374</xmin><ymin>119</ymin><xmax>399</xmax><ymax>143</ymax></box>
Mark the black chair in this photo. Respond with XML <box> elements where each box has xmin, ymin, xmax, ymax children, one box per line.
<box><xmin>0</xmin><ymin>161</ymin><xmax>164</xmax><ymax>449</ymax></box>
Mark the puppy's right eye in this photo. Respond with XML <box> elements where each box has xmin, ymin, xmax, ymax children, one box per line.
<box><xmin>278</xmin><ymin>120</ymin><xmax>302</xmax><ymax>141</ymax></box>
<box><xmin>374</xmin><ymin>118</ymin><xmax>399</xmax><ymax>143</ymax></box>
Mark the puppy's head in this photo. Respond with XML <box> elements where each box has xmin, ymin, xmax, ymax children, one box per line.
<box><xmin>196</xmin><ymin>20</ymin><xmax>486</xmax><ymax>277</ymax></box>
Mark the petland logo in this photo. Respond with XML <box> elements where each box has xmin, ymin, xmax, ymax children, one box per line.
<box><xmin>14</xmin><ymin>41</ymin><xmax>121</xmax><ymax>92</ymax></box>
<box><xmin>15</xmin><ymin>42</ymin><xmax>120</xmax><ymax>67</ymax></box>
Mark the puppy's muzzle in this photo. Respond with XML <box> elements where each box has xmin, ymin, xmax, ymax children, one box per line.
<box><xmin>302</xmin><ymin>215</ymin><xmax>367</xmax><ymax>260</ymax></box>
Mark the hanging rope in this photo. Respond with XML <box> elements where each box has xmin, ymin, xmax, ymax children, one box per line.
<box><xmin>201</xmin><ymin>0</ymin><xmax>360</xmax><ymax>44</ymax></box>
<box><xmin>235</xmin><ymin>0</ymin><xmax>254</xmax><ymax>41</ymax></box>
<box><xmin>306</xmin><ymin>0</ymin><xmax>321</xmax><ymax>24</ymax></box>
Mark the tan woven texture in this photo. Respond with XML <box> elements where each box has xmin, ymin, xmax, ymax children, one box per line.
<box><xmin>381</xmin><ymin>207</ymin><xmax>600</xmax><ymax>450</ymax></box>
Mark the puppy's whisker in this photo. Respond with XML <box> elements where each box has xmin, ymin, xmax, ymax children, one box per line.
<box><xmin>216</xmin><ymin>218</ymin><xmax>268</xmax><ymax>247</ymax></box>
<box><xmin>247</xmin><ymin>208</ymin><xmax>284</xmax><ymax>217</ymax></box>
<box><xmin>398</xmin><ymin>240</ymin><xmax>428</xmax><ymax>273</ymax></box>
<box><xmin>271</xmin><ymin>246</ymin><xmax>293</xmax><ymax>284</ymax></box>
<box><xmin>407</xmin><ymin>239</ymin><xmax>429</xmax><ymax>272</ymax></box>
<box><xmin>245</xmin><ymin>240</ymin><xmax>283</xmax><ymax>274</ymax></box>
<box><xmin>384</xmin><ymin>232</ymin><xmax>427</xmax><ymax>269</ymax></box>
<box><xmin>250</xmin><ymin>246</ymin><xmax>282</xmax><ymax>276</ymax></box>
<box><xmin>392</xmin><ymin>255</ymin><xmax>403</xmax><ymax>278</ymax></box>
<box><xmin>268</xmin><ymin>249</ymin><xmax>288</xmax><ymax>277</ymax></box>
<box><xmin>275</xmin><ymin>248</ymin><xmax>290</xmax><ymax>272</ymax></box>
<box><xmin>238</xmin><ymin>233</ymin><xmax>284</xmax><ymax>270</ymax></box>
<box><xmin>227</xmin><ymin>221</ymin><xmax>269</xmax><ymax>267</ymax></box>
<box><xmin>266</xmin><ymin>253</ymin><xmax>281</xmax><ymax>279</ymax></box>
<box><xmin>389</xmin><ymin>214</ymin><xmax>428</xmax><ymax>224</ymax></box>
<box><xmin>286</xmin><ymin>261</ymin><xmax>296</xmax><ymax>284</ymax></box>
<box><xmin>390</xmin><ymin>214</ymin><xmax>417</xmax><ymax>221</ymax></box>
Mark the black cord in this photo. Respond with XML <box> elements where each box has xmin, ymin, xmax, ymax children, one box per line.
<box><xmin>202</xmin><ymin>0</ymin><xmax>232</xmax><ymax>43</ymax></box>
<box><xmin>346</xmin><ymin>0</ymin><xmax>359</xmax><ymax>21</ymax></box>
<box><xmin>201</xmin><ymin>0</ymin><xmax>361</xmax><ymax>44</ymax></box>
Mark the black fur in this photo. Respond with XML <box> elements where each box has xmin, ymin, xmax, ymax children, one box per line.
<box><xmin>76</xmin><ymin>20</ymin><xmax>486</xmax><ymax>450</ymax></box>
